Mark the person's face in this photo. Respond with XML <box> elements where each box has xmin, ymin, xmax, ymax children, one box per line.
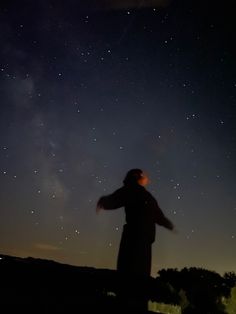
<box><xmin>138</xmin><ymin>172</ymin><xmax>150</xmax><ymax>186</ymax></box>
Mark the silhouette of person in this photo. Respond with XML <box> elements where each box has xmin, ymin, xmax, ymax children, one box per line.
<box><xmin>96</xmin><ymin>168</ymin><xmax>175</xmax><ymax>312</ymax></box>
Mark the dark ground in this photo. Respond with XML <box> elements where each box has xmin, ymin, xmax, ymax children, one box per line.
<box><xmin>0</xmin><ymin>254</ymin><xmax>164</xmax><ymax>313</ymax></box>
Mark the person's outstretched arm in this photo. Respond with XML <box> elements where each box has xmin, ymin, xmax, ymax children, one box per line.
<box><xmin>152</xmin><ymin>198</ymin><xmax>174</xmax><ymax>230</ymax></box>
<box><xmin>97</xmin><ymin>187</ymin><xmax>125</xmax><ymax>211</ymax></box>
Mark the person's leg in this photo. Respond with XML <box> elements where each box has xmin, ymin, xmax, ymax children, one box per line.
<box><xmin>132</xmin><ymin>242</ymin><xmax>152</xmax><ymax>312</ymax></box>
<box><xmin>116</xmin><ymin>227</ymin><xmax>133</xmax><ymax>310</ymax></box>
<box><xmin>117</xmin><ymin>232</ymin><xmax>152</xmax><ymax>313</ymax></box>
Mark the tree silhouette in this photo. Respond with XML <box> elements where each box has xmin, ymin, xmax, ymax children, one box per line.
<box><xmin>223</xmin><ymin>272</ymin><xmax>236</xmax><ymax>289</ymax></box>
<box><xmin>157</xmin><ymin>267</ymin><xmax>232</xmax><ymax>313</ymax></box>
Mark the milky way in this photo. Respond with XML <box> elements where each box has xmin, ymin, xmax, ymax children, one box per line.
<box><xmin>0</xmin><ymin>0</ymin><xmax>235</xmax><ymax>276</ymax></box>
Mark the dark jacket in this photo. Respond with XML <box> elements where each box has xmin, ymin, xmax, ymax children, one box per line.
<box><xmin>98</xmin><ymin>183</ymin><xmax>173</xmax><ymax>243</ymax></box>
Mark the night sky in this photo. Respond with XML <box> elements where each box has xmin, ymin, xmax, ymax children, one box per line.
<box><xmin>0</xmin><ymin>0</ymin><xmax>235</xmax><ymax>277</ymax></box>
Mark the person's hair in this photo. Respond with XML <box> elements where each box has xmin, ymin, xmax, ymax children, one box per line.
<box><xmin>123</xmin><ymin>168</ymin><xmax>143</xmax><ymax>186</ymax></box>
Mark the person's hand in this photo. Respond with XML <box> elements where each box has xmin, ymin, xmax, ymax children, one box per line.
<box><xmin>96</xmin><ymin>204</ymin><xmax>103</xmax><ymax>214</ymax></box>
<box><xmin>172</xmin><ymin>226</ymin><xmax>178</xmax><ymax>234</ymax></box>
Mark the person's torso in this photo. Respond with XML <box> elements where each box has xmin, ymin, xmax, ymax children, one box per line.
<box><xmin>123</xmin><ymin>185</ymin><xmax>156</xmax><ymax>243</ymax></box>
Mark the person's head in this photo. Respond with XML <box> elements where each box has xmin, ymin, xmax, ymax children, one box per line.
<box><xmin>123</xmin><ymin>169</ymin><xmax>149</xmax><ymax>187</ymax></box>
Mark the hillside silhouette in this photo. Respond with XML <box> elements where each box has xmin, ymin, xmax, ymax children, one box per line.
<box><xmin>0</xmin><ymin>254</ymin><xmax>235</xmax><ymax>313</ymax></box>
<box><xmin>0</xmin><ymin>253</ymin><xmax>162</xmax><ymax>313</ymax></box>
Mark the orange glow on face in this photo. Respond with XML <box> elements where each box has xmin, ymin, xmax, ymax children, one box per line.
<box><xmin>138</xmin><ymin>172</ymin><xmax>150</xmax><ymax>186</ymax></box>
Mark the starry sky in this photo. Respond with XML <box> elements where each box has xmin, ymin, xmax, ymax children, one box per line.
<box><xmin>0</xmin><ymin>0</ymin><xmax>235</xmax><ymax>277</ymax></box>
